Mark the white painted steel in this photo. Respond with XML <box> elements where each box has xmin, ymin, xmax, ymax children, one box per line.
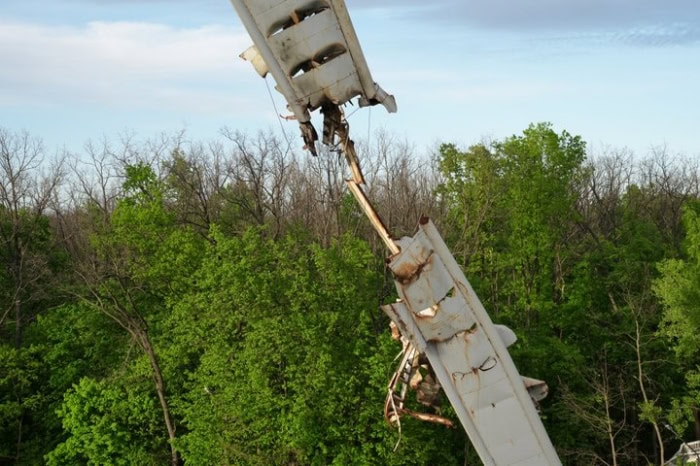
<box><xmin>382</xmin><ymin>220</ymin><xmax>561</xmax><ymax>465</ymax></box>
<box><xmin>226</xmin><ymin>2</ymin><xmax>558</xmax><ymax>463</ymax></box>
<box><xmin>229</xmin><ymin>0</ymin><xmax>311</xmax><ymax>122</ymax></box>
<box><xmin>228</xmin><ymin>0</ymin><xmax>395</xmax><ymax>123</ymax></box>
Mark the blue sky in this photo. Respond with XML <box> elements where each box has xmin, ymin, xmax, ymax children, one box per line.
<box><xmin>2</xmin><ymin>0</ymin><xmax>699</xmax><ymax>157</ymax></box>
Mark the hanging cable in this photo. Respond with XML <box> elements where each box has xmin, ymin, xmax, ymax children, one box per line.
<box><xmin>367</xmin><ymin>106</ymin><xmax>372</xmax><ymax>151</ymax></box>
<box><xmin>264</xmin><ymin>77</ymin><xmax>294</xmax><ymax>156</ymax></box>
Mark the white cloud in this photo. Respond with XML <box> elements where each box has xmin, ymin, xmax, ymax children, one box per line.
<box><xmin>0</xmin><ymin>20</ymin><xmax>259</xmax><ymax>113</ymax></box>
<box><xmin>354</xmin><ymin>0</ymin><xmax>700</xmax><ymax>46</ymax></box>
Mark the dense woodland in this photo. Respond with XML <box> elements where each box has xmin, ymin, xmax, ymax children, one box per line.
<box><xmin>1</xmin><ymin>122</ymin><xmax>700</xmax><ymax>465</ymax></box>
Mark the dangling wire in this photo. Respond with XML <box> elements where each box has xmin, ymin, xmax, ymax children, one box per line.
<box><xmin>264</xmin><ymin>77</ymin><xmax>294</xmax><ymax>156</ymax></box>
<box><xmin>343</xmin><ymin>105</ymin><xmax>361</xmax><ymax>121</ymax></box>
<box><xmin>367</xmin><ymin>106</ymin><xmax>372</xmax><ymax>151</ymax></box>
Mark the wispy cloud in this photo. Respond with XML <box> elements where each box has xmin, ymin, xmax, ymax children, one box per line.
<box><xmin>354</xmin><ymin>0</ymin><xmax>700</xmax><ymax>47</ymax></box>
<box><xmin>614</xmin><ymin>23</ymin><xmax>700</xmax><ymax>47</ymax></box>
<box><xmin>0</xmin><ymin>20</ymin><xmax>258</xmax><ymax>113</ymax></box>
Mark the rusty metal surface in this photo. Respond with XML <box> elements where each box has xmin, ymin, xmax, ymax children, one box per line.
<box><xmin>382</xmin><ymin>219</ymin><xmax>561</xmax><ymax>466</ymax></box>
<box><xmin>398</xmin><ymin>408</ymin><xmax>454</xmax><ymax>428</ymax></box>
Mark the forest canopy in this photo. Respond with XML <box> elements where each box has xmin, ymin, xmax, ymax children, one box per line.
<box><xmin>1</xmin><ymin>123</ymin><xmax>699</xmax><ymax>465</ymax></box>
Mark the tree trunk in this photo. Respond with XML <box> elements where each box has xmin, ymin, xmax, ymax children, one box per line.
<box><xmin>138</xmin><ymin>330</ymin><xmax>179</xmax><ymax>466</ymax></box>
<box><xmin>14</xmin><ymin>299</ymin><xmax>23</xmax><ymax>464</ymax></box>
<box><xmin>601</xmin><ymin>366</ymin><xmax>618</xmax><ymax>466</ymax></box>
<box><xmin>15</xmin><ymin>411</ymin><xmax>23</xmax><ymax>464</ymax></box>
<box><xmin>633</xmin><ymin>315</ymin><xmax>664</xmax><ymax>464</ymax></box>
<box><xmin>14</xmin><ymin>299</ymin><xmax>21</xmax><ymax>349</ymax></box>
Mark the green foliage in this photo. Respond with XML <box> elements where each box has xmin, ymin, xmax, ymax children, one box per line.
<box><xmin>8</xmin><ymin>124</ymin><xmax>700</xmax><ymax>465</ymax></box>
<box><xmin>655</xmin><ymin>201</ymin><xmax>700</xmax><ymax>437</ymax></box>
<box><xmin>656</xmin><ymin>202</ymin><xmax>700</xmax><ymax>360</ymax></box>
<box><xmin>436</xmin><ymin>123</ymin><xmax>691</xmax><ymax>464</ymax></box>
<box><xmin>27</xmin><ymin>303</ymin><xmax>126</xmax><ymax>391</ymax></box>
<box><xmin>166</xmin><ymin>229</ymin><xmax>466</xmax><ymax>465</ymax></box>
<box><xmin>0</xmin><ymin>344</ymin><xmax>45</xmax><ymax>461</ymax></box>
<box><xmin>639</xmin><ymin>400</ymin><xmax>663</xmax><ymax>424</ymax></box>
<box><xmin>46</xmin><ymin>378</ymin><xmax>164</xmax><ymax>466</ymax></box>
<box><xmin>437</xmin><ymin>123</ymin><xmax>587</xmax><ymax>328</ymax></box>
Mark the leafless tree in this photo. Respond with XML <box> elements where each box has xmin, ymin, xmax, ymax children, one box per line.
<box><xmin>0</xmin><ymin>128</ymin><xmax>65</xmax><ymax>344</ymax></box>
<box><xmin>0</xmin><ymin>127</ymin><xmax>65</xmax><ymax>463</ymax></box>
<box><xmin>60</xmin><ymin>134</ymin><xmax>185</xmax><ymax>466</ymax></box>
<box><xmin>161</xmin><ymin>140</ymin><xmax>230</xmax><ymax>237</ymax></box>
<box><xmin>558</xmin><ymin>353</ymin><xmax>635</xmax><ymax>466</ymax></box>
<box><xmin>220</xmin><ymin>128</ymin><xmax>297</xmax><ymax>238</ymax></box>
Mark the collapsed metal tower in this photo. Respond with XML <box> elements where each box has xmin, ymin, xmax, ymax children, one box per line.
<box><xmin>227</xmin><ymin>1</ymin><xmax>562</xmax><ymax>464</ymax></box>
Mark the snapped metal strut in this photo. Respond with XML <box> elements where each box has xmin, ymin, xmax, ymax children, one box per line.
<box><xmin>327</xmin><ymin>105</ymin><xmax>450</xmax><ymax>429</ymax></box>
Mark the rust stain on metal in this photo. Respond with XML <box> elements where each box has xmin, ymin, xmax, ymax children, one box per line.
<box><xmin>416</xmin><ymin>304</ymin><xmax>438</xmax><ymax>319</ymax></box>
<box><xmin>383</xmin><ymin>305</ymin><xmax>408</xmax><ymax>339</ymax></box>
<box><xmin>392</xmin><ymin>250</ymin><xmax>433</xmax><ymax>284</ymax></box>
<box><xmin>454</xmin><ymin>280</ymin><xmax>473</xmax><ymax>302</ymax></box>
<box><xmin>478</xmin><ymin>356</ymin><xmax>498</xmax><ymax>372</ymax></box>
<box><xmin>398</xmin><ymin>408</ymin><xmax>455</xmax><ymax>428</ymax></box>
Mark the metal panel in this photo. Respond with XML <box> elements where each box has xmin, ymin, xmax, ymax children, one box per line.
<box><xmin>227</xmin><ymin>2</ymin><xmax>560</xmax><ymax>463</ymax></box>
<box><xmin>229</xmin><ymin>0</ymin><xmax>311</xmax><ymax>122</ymax></box>
<box><xmin>245</xmin><ymin>0</ymin><xmax>329</xmax><ymax>37</ymax></box>
<box><xmin>228</xmin><ymin>0</ymin><xmax>396</xmax><ymax>123</ymax></box>
<box><xmin>292</xmin><ymin>53</ymin><xmax>362</xmax><ymax>108</ymax></box>
<box><xmin>268</xmin><ymin>9</ymin><xmax>344</xmax><ymax>77</ymax></box>
<box><xmin>382</xmin><ymin>218</ymin><xmax>561</xmax><ymax>466</ymax></box>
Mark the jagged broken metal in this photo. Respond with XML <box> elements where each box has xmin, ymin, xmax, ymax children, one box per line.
<box><xmin>225</xmin><ymin>1</ymin><xmax>561</xmax><ymax>464</ymax></box>
<box><xmin>382</xmin><ymin>218</ymin><xmax>560</xmax><ymax>465</ymax></box>
<box><xmin>229</xmin><ymin>0</ymin><xmax>396</xmax><ymax>156</ymax></box>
